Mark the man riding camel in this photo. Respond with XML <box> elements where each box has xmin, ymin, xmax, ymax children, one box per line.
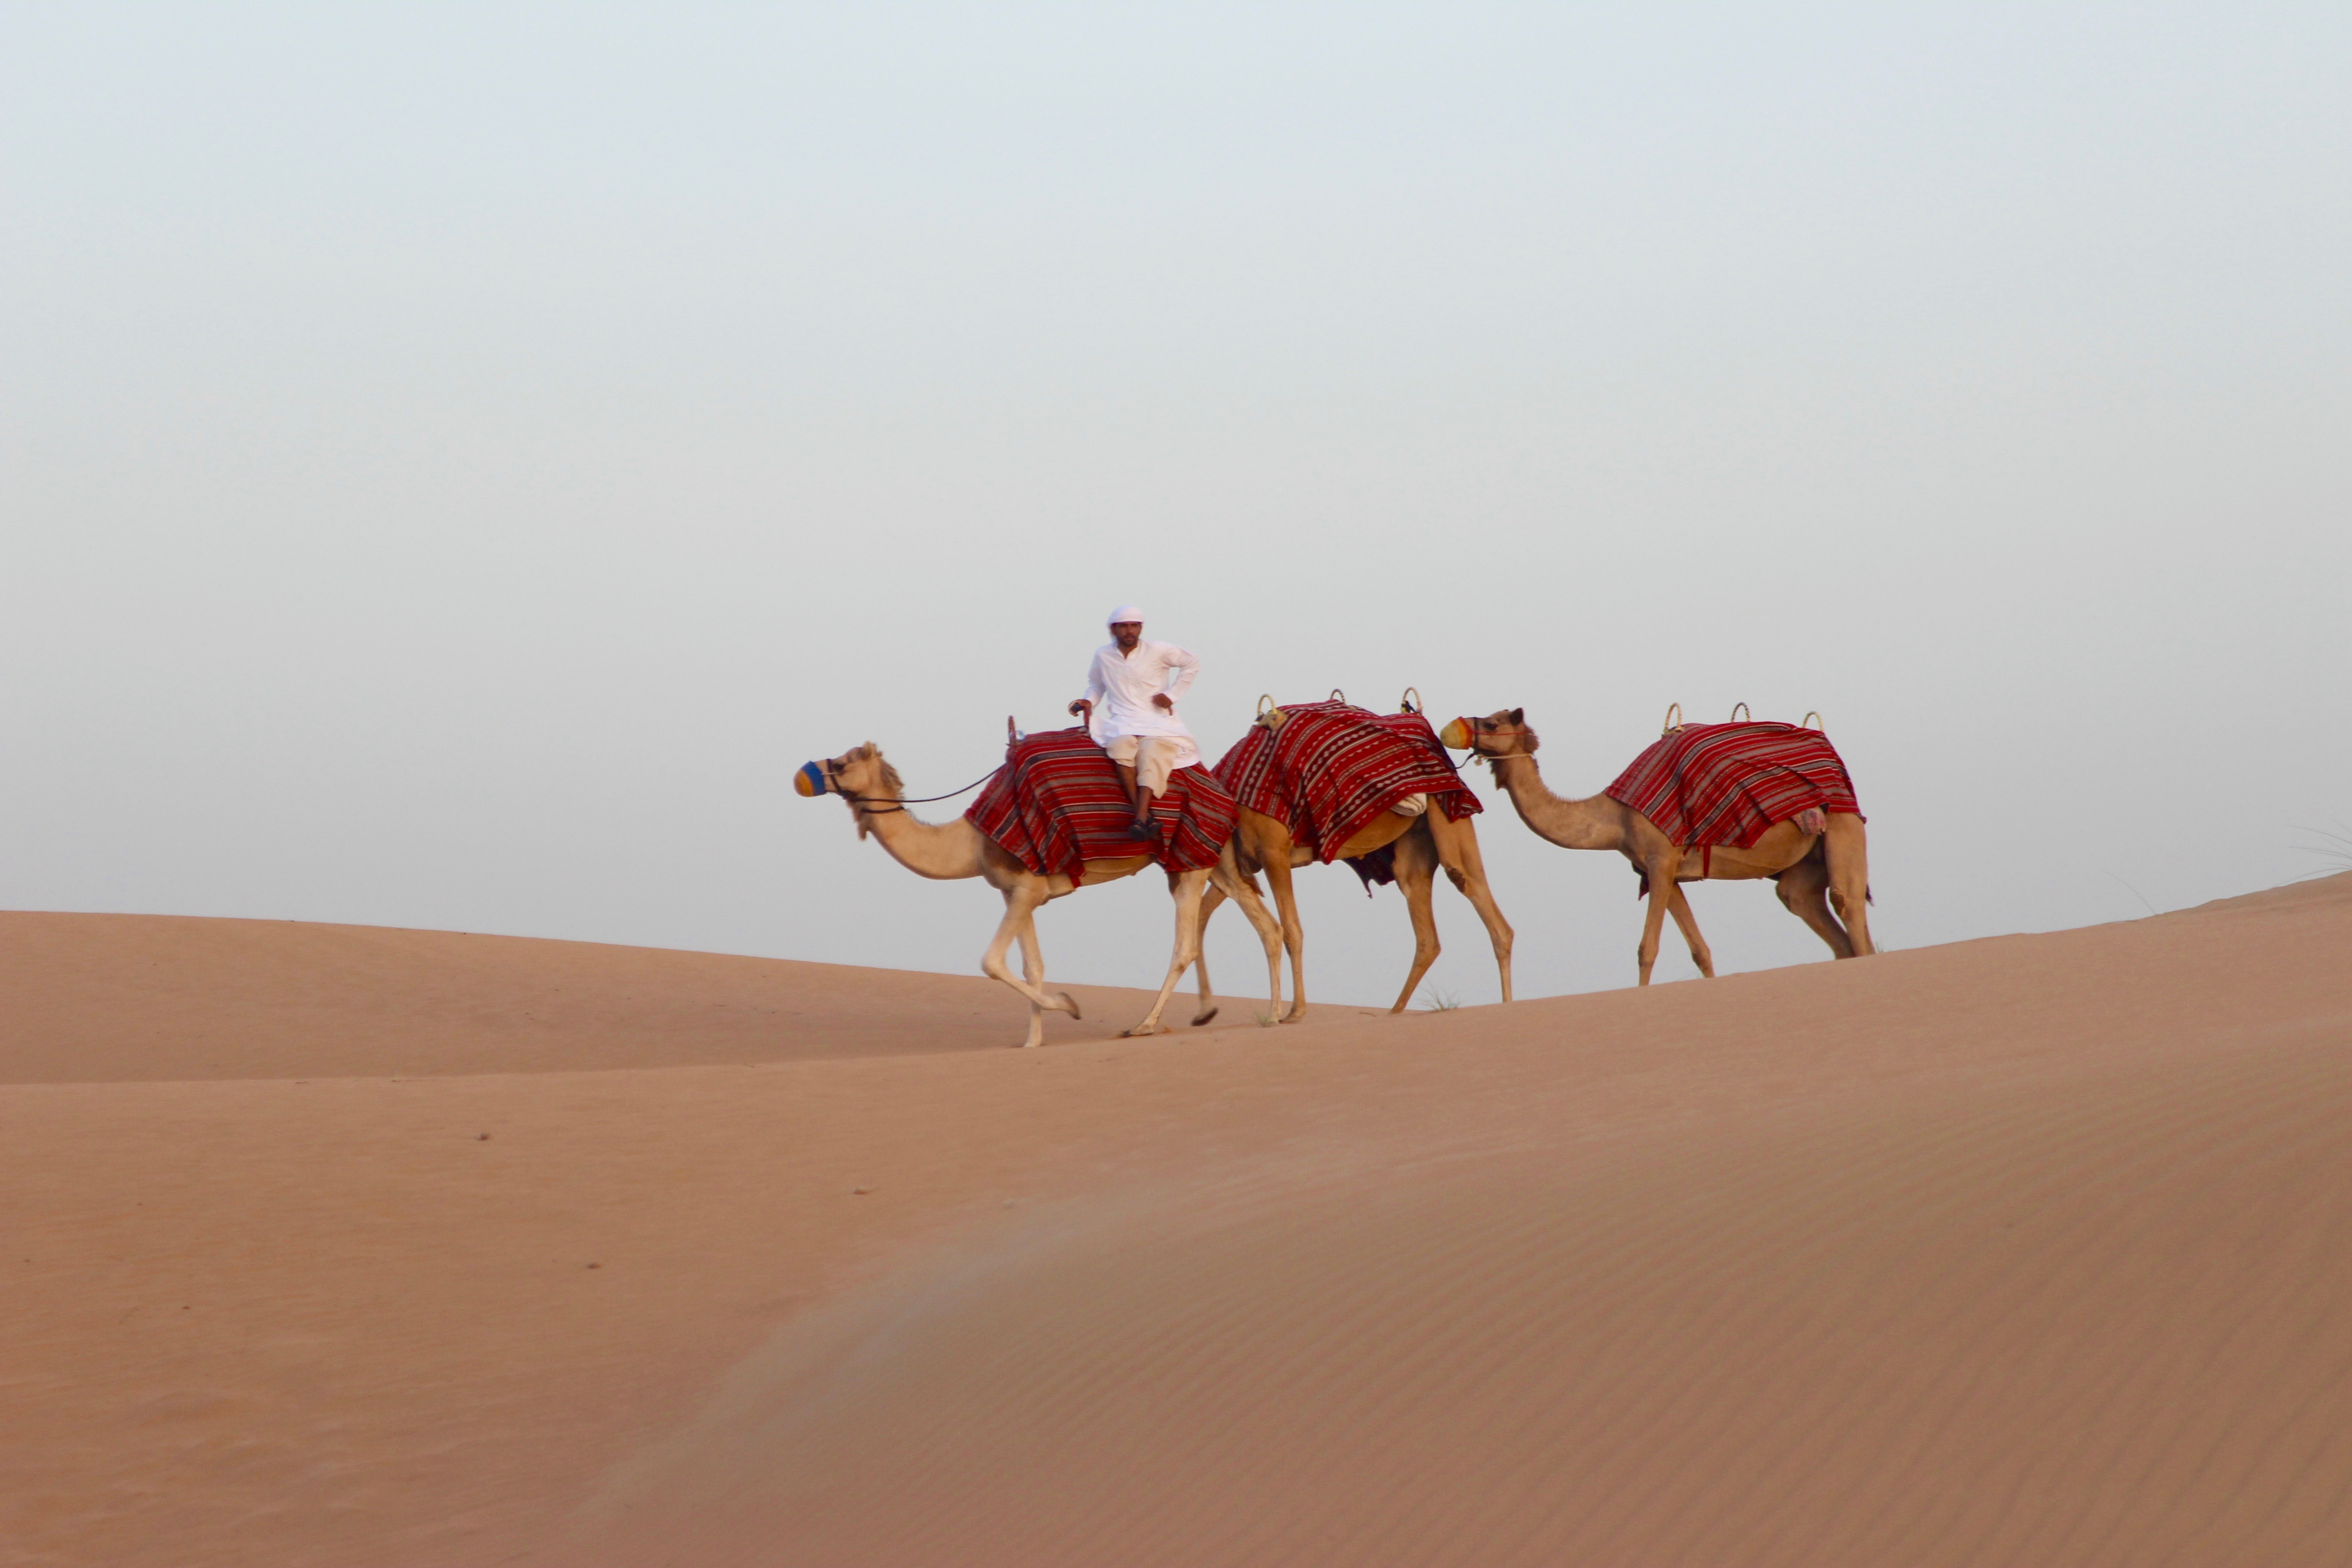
<box><xmin>1069</xmin><ymin>606</ymin><xmax>1201</xmax><ymax>840</ymax></box>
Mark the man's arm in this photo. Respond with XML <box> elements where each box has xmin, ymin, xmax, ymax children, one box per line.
<box><xmin>1160</xmin><ymin>644</ymin><xmax>1199</xmax><ymax>705</ymax></box>
<box><xmin>1070</xmin><ymin>650</ymin><xmax>1107</xmax><ymax>718</ymax></box>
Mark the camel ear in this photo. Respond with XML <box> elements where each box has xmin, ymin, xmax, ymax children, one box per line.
<box><xmin>1508</xmin><ymin>708</ymin><xmax>1524</xmax><ymax>725</ymax></box>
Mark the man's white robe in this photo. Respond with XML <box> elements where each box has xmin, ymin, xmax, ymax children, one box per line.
<box><xmin>1083</xmin><ymin>639</ymin><xmax>1202</xmax><ymax>770</ymax></box>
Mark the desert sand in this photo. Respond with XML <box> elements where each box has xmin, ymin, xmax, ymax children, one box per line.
<box><xmin>5</xmin><ymin>877</ymin><xmax>2349</xmax><ymax>1566</ymax></box>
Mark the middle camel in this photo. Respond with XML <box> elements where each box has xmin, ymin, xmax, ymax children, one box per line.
<box><xmin>1197</xmin><ymin>696</ymin><xmax>1514</xmax><ymax>1021</ymax></box>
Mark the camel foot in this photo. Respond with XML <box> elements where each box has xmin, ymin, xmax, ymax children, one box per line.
<box><xmin>1058</xmin><ymin>991</ymin><xmax>1083</xmax><ymax>1020</ymax></box>
<box><xmin>1191</xmin><ymin>1006</ymin><xmax>1219</xmax><ymax>1027</ymax></box>
<box><xmin>1120</xmin><ymin>1021</ymin><xmax>1171</xmax><ymax>1038</ymax></box>
<box><xmin>1280</xmin><ymin>1008</ymin><xmax>1308</xmax><ymax>1025</ymax></box>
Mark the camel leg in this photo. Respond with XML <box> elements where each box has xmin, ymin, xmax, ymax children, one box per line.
<box><xmin>1664</xmin><ymin>885</ymin><xmax>1716</xmax><ymax>977</ymax></box>
<box><xmin>1635</xmin><ymin>848</ymin><xmax>1684</xmax><ymax>985</ymax></box>
<box><xmin>1428</xmin><ymin>813</ymin><xmax>1514</xmax><ymax>1004</ymax></box>
<box><xmin>981</xmin><ymin>883</ymin><xmax>1080</xmax><ymax>1036</ymax></box>
<box><xmin>1774</xmin><ymin>854</ymin><xmax>1856</xmax><ymax>959</ymax></box>
<box><xmin>1823</xmin><ymin>813</ymin><xmax>1876</xmax><ymax>956</ymax></box>
<box><xmin>1387</xmin><ymin>830</ymin><xmax>1443</xmax><ymax>1014</ymax></box>
<box><xmin>1191</xmin><ymin>881</ymin><xmax>1227</xmax><ymax>1025</ymax></box>
<box><xmin>1213</xmin><ymin>862</ymin><xmax>1285</xmax><ymax>1023</ymax></box>
<box><xmin>1017</xmin><ymin>916</ymin><xmax>1052</xmax><ymax>1048</ymax></box>
<box><xmin>1125</xmin><ymin>869</ymin><xmax>1208</xmax><ymax>1037</ymax></box>
<box><xmin>1263</xmin><ymin>853</ymin><xmax>1309</xmax><ymax>1022</ymax></box>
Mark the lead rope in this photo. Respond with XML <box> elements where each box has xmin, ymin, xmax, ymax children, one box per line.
<box><xmin>1453</xmin><ymin>724</ymin><xmax>1539</xmax><ymax>770</ymax></box>
<box><xmin>830</xmin><ymin>764</ymin><xmax>1004</xmax><ymax>815</ymax></box>
<box><xmin>882</xmin><ymin>769</ymin><xmax>1002</xmax><ymax>807</ymax></box>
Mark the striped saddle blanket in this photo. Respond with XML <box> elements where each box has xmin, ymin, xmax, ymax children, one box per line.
<box><xmin>1212</xmin><ymin>701</ymin><xmax>1479</xmax><ymax>864</ymax></box>
<box><xmin>1605</xmin><ymin>721</ymin><xmax>1860</xmax><ymax>850</ymax></box>
<box><xmin>965</xmin><ymin>727</ymin><xmax>1236</xmax><ymax>884</ymax></box>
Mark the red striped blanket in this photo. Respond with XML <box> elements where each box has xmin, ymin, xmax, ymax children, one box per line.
<box><xmin>1604</xmin><ymin>721</ymin><xmax>1859</xmax><ymax>850</ymax></box>
<box><xmin>965</xmin><ymin>727</ymin><xmax>1236</xmax><ymax>884</ymax></box>
<box><xmin>1211</xmin><ymin>701</ymin><xmax>1479</xmax><ymax>863</ymax></box>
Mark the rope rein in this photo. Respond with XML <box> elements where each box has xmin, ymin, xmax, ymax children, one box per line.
<box><xmin>1455</xmin><ymin>723</ymin><xmax>1539</xmax><ymax>767</ymax></box>
<box><xmin>828</xmin><ymin>764</ymin><xmax>1002</xmax><ymax>815</ymax></box>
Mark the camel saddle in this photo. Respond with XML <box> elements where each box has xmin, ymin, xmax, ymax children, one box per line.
<box><xmin>965</xmin><ymin>727</ymin><xmax>1236</xmax><ymax>885</ymax></box>
<box><xmin>1211</xmin><ymin>700</ymin><xmax>1479</xmax><ymax>866</ymax></box>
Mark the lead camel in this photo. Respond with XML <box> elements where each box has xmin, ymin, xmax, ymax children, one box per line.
<box><xmin>800</xmin><ymin>742</ymin><xmax>1284</xmax><ymax>1047</ymax></box>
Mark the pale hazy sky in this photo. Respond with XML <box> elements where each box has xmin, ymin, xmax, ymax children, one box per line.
<box><xmin>5</xmin><ymin>4</ymin><xmax>2347</xmax><ymax>1008</ymax></box>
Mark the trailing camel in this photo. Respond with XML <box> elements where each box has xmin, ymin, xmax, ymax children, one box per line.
<box><xmin>800</xmin><ymin>742</ymin><xmax>1284</xmax><ymax>1047</ymax></box>
<box><xmin>1441</xmin><ymin>709</ymin><xmax>1874</xmax><ymax>985</ymax></box>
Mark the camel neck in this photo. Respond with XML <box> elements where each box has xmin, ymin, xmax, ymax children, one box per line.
<box><xmin>859</xmin><ymin>800</ymin><xmax>986</xmax><ymax>881</ymax></box>
<box><xmin>1490</xmin><ymin>752</ymin><xmax>1621</xmax><ymax>852</ymax></box>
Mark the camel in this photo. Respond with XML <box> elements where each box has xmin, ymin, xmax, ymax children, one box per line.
<box><xmin>1440</xmin><ymin>709</ymin><xmax>1874</xmax><ymax>985</ymax></box>
<box><xmin>803</xmin><ymin>742</ymin><xmax>1284</xmax><ymax>1047</ymax></box>
<box><xmin>1197</xmin><ymin>803</ymin><xmax>1514</xmax><ymax>1022</ymax></box>
<box><xmin>1191</xmin><ymin>697</ymin><xmax>1514</xmax><ymax>1022</ymax></box>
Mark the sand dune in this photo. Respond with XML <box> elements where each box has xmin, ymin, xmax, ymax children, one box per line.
<box><xmin>5</xmin><ymin>878</ymin><xmax>2349</xmax><ymax>1565</ymax></box>
<box><xmin>0</xmin><ymin>911</ymin><xmax>1352</xmax><ymax>1082</ymax></box>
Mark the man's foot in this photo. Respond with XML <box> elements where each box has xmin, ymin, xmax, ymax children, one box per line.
<box><xmin>1126</xmin><ymin>818</ymin><xmax>1159</xmax><ymax>841</ymax></box>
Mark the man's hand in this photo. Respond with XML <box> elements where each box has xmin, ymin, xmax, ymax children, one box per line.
<box><xmin>1152</xmin><ymin>693</ymin><xmax>1175</xmax><ymax>711</ymax></box>
<box><xmin>1068</xmin><ymin>698</ymin><xmax>1094</xmax><ymax>719</ymax></box>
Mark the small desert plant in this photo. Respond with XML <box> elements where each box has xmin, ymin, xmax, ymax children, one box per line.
<box><xmin>2097</xmin><ymin>867</ymin><xmax>2160</xmax><ymax>917</ymax></box>
<box><xmin>2293</xmin><ymin>822</ymin><xmax>2352</xmax><ymax>872</ymax></box>
<box><xmin>1420</xmin><ymin>988</ymin><xmax>1461</xmax><ymax>1012</ymax></box>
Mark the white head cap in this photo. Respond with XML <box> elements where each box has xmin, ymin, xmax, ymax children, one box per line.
<box><xmin>1107</xmin><ymin>605</ymin><xmax>1145</xmax><ymax>627</ymax></box>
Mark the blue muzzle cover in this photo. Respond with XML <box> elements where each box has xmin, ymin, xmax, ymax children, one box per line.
<box><xmin>793</xmin><ymin>760</ymin><xmax>828</xmax><ymax>798</ymax></box>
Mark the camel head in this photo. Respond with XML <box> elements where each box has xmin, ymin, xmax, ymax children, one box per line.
<box><xmin>796</xmin><ymin>743</ymin><xmax>904</xmax><ymax>838</ymax></box>
<box><xmin>1439</xmin><ymin>709</ymin><xmax>1539</xmax><ymax>764</ymax></box>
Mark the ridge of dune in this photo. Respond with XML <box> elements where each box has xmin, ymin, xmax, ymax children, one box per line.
<box><xmin>0</xmin><ymin>911</ymin><xmax>1373</xmax><ymax>1083</ymax></box>
<box><xmin>3</xmin><ymin>875</ymin><xmax>2348</xmax><ymax>1566</ymax></box>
